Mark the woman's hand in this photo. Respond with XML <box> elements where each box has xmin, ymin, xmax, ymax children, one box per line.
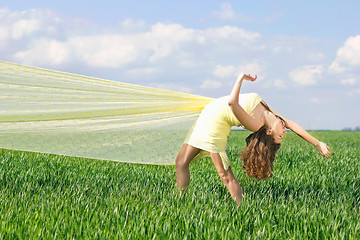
<box><xmin>237</xmin><ymin>73</ymin><xmax>257</xmax><ymax>82</ymax></box>
<box><xmin>315</xmin><ymin>141</ymin><xmax>331</xmax><ymax>158</ymax></box>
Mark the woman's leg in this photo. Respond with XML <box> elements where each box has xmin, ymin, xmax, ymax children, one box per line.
<box><xmin>210</xmin><ymin>152</ymin><xmax>243</xmax><ymax>204</ymax></box>
<box><xmin>175</xmin><ymin>144</ymin><xmax>201</xmax><ymax>192</ymax></box>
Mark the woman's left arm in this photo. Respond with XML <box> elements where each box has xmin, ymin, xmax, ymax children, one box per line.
<box><xmin>285</xmin><ymin>118</ymin><xmax>331</xmax><ymax>158</ymax></box>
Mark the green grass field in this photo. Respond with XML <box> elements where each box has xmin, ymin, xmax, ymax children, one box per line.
<box><xmin>0</xmin><ymin>131</ymin><xmax>359</xmax><ymax>239</ymax></box>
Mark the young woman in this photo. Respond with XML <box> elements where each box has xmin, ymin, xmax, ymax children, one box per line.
<box><xmin>175</xmin><ymin>73</ymin><xmax>331</xmax><ymax>204</ymax></box>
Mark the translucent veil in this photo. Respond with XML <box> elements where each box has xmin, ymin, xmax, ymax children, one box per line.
<box><xmin>0</xmin><ymin>61</ymin><xmax>213</xmax><ymax>165</ymax></box>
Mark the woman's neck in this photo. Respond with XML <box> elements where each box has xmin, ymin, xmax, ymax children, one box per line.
<box><xmin>250</xmin><ymin>103</ymin><xmax>269</xmax><ymax>127</ymax></box>
<box><xmin>263</xmin><ymin>111</ymin><xmax>277</xmax><ymax>128</ymax></box>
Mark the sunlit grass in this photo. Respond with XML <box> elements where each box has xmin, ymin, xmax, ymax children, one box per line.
<box><xmin>0</xmin><ymin>131</ymin><xmax>359</xmax><ymax>239</ymax></box>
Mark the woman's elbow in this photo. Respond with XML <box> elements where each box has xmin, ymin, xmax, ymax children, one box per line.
<box><xmin>228</xmin><ymin>99</ymin><xmax>236</xmax><ymax>106</ymax></box>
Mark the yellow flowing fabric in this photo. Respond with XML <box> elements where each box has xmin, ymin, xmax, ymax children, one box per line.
<box><xmin>0</xmin><ymin>61</ymin><xmax>213</xmax><ymax>165</ymax></box>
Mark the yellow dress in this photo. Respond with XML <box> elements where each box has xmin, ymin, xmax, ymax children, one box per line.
<box><xmin>184</xmin><ymin>93</ymin><xmax>263</xmax><ymax>170</ymax></box>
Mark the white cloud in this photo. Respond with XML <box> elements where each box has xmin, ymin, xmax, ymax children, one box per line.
<box><xmin>178</xmin><ymin>60</ymin><xmax>197</xmax><ymax>68</ymax></box>
<box><xmin>0</xmin><ymin>25</ymin><xmax>9</xmax><ymax>43</ymax></box>
<box><xmin>218</xmin><ymin>3</ymin><xmax>235</xmax><ymax>19</ymax></box>
<box><xmin>306</xmin><ymin>52</ymin><xmax>325</xmax><ymax>62</ymax></box>
<box><xmin>341</xmin><ymin>77</ymin><xmax>357</xmax><ymax>85</ymax></box>
<box><xmin>10</xmin><ymin>20</ymin><xmax>198</xmax><ymax>68</ymax></box>
<box><xmin>272</xmin><ymin>46</ymin><xmax>293</xmax><ymax>55</ymax></box>
<box><xmin>310</xmin><ymin>98</ymin><xmax>320</xmax><ymax>103</ymax></box>
<box><xmin>14</xmin><ymin>38</ymin><xmax>70</xmax><ymax>65</ymax></box>
<box><xmin>11</xmin><ymin>19</ymin><xmax>42</xmax><ymax>40</ymax></box>
<box><xmin>119</xmin><ymin>18</ymin><xmax>147</xmax><ymax>33</ymax></box>
<box><xmin>147</xmin><ymin>23</ymin><xmax>195</xmax><ymax>61</ymax></box>
<box><xmin>68</xmin><ymin>35</ymin><xmax>141</xmax><ymax>68</ymax></box>
<box><xmin>212</xmin><ymin>3</ymin><xmax>252</xmax><ymax>22</ymax></box>
<box><xmin>6</xmin><ymin>9</ymin><xmax>260</xmax><ymax>69</ymax></box>
<box><xmin>212</xmin><ymin>3</ymin><xmax>283</xmax><ymax>24</ymax></box>
<box><xmin>212</xmin><ymin>62</ymin><xmax>263</xmax><ymax>84</ymax></box>
<box><xmin>1</xmin><ymin>8</ymin><xmax>60</xmax><ymax>39</ymax></box>
<box><xmin>346</xmin><ymin>88</ymin><xmax>360</xmax><ymax>96</ymax></box>
<box><xmin>328</xmin><ymin>61</ymin><xmax>345</xmax><ymax>74</ymax></box>
<box><xmin>203</xmin><ymin>25</ymin><xmax>260</xmax><ymax>43</ymax></box>
<box><xmin>237</xmin><ymin>62</ymin><xmax>262</xmax><ymax>75</ymax></box>
<box><xmin>329</xmin><ymin>35</ymin><xmax>360</xmax><ymax>73</ymax></box>
<box><xmin>213</xmin><ymin>64</ymin><xmax>236</xmax><ymax>78</ymax></box>
<box><xmin>55</xmin><ymin>24</ymin><xmax>195</xmax><ymax>68</ymax></box>
<box><xmin>289</xmin><ymin>65</ymin><xmax>323</xmax><ymax>85</ymax></box>
<box><xmin>274</xmin><ymin>79</ymin><xmax>286</xmax><ymax>88</ymax></box>
<box><xmin>200</xmin><ymin>79</ymin><xmax>222</xmax><ymax>89</ymax></box>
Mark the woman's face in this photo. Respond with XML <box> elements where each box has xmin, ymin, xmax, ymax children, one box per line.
<box><xmin>267</xmin><ymin>115</ymin><xmax>287</xmax><ymax>144</ymax></box>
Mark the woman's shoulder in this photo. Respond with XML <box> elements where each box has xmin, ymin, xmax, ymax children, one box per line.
<box><xmin>239</xmin><ymin>92</ymin><xmax>262</xmax><ymax>101</ymax></box>
<box><xmin>240</xmin><ymin>92</ymin><xmax>261</xmax><ymax>97</ymax></box>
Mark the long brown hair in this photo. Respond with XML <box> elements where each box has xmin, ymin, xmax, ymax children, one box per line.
<box><xmin>241</xmin><ymin>126</ymin><xmax>281</xmax><ymax>180</ymax></box>
<box><xmin>241</xmin><ymin>101</ymin><xmax>284</xmax><ymax>180</ymax></box>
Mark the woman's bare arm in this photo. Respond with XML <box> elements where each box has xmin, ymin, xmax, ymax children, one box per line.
<box><xmin>281</xmin><ymin>117</ymin><xmax>331</xmax><ymax>158</ymax></box>
<box><xmin>267</xmin><ymin>105</ymin><xmax>331</xmax><ymax>158</ymax></box>
<box><xmin>228</xmin><ymin>74</ymin><xmax>262</xmax><ymax>132</ymax></box>
<box><xmin>285</xmin><ymin>119</ymin><xmax>319</xmax><ymax>145</ymax></box>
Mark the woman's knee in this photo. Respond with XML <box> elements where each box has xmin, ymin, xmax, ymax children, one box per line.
<box><xmin>175</xmin><ymin>145</ymin><xmax>186</xmax><ymax>166</ymax></box>
<box><xmin>176</xmin><ymin>154</ymin><xmax>186</xmax><ymax>169</ymax></box>
<box><xmin>176</xmin><ymin>144</ymin><xmax>200</xmax><ymax>168</ymax></box>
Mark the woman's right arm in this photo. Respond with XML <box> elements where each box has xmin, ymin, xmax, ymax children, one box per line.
<box><xmin>228</xmin><ymin>74</ymin><xmax>261</xmax><ymax>132</ymax></box>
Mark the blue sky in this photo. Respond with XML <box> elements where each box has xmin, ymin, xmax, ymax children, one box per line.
<box><xmin>0</xmin><ymin>0</ymin><xmax>359</xmax><ymax>130</ymax></box>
